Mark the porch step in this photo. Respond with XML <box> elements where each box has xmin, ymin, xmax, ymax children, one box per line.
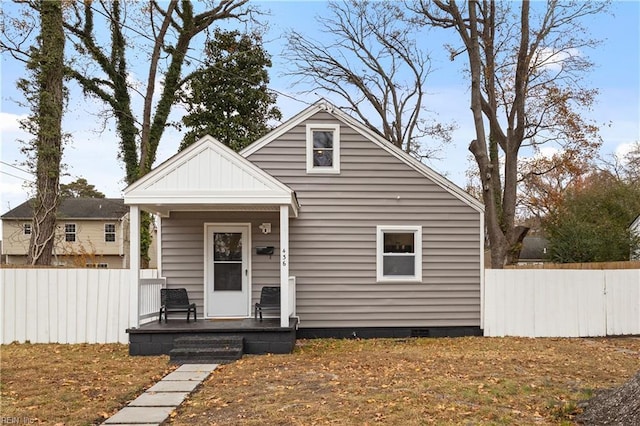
<box><xmin>170</xmin><ymin>335</ymin><xmax>244</xmax><ymax>364</ymax></box>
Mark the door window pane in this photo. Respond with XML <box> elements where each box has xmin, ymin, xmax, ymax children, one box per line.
<box><xmin>214</xmin><ymin>233</ymin><xmax>242</xmax><ymax>261</ymax></box>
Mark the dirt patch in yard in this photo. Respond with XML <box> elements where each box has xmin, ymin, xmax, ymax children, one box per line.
<box><xmin>169</xmin><ymin>337</ymin><xmax>640</xmax><ymax>425</ymax></box>
<box><xmin>577</xmin><ymin>370</ymin><xmax>640</xmax><ymax>425</ymax></box>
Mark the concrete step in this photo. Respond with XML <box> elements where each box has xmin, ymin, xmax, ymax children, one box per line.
<box><xmin>173</xmin><ymin>335</ymin><xmax>244</xmax><ymax>348</ymax></box>
<box><xmin>170</xmin><ymin>335</ymin><xmax>244</xmax><ymax>364</ymax></box>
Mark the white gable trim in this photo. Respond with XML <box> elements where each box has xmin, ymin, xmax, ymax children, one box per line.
<box><xmin>124</xmin><ymin>135</ymin><xmax>298</xmax><ymax>216</ymax></box>
<box><xmin>241</xmin><ymin>100</ymin><xmax>484</xmax><ymax>213</ymax></box>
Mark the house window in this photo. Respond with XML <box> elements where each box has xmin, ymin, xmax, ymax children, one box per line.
<box><xmin>376</xmin><ymin>226</ymin><xmax>422</xmax><ymax>283</ymax></box>
<box><xmin>65</xmin><ymin>223</ymin><xmax>76</xmax><ymax>242</ymax></box>
<box><xmin>86</xmin><ymin>263</ymin><xmax>108</xmax><ymax>269</ymax></box>
<box><xmin>306</xmin><ymin>123</ymin><xmax>340</xmax><ymax>174</ymax></box>
<box><xmin>105</xmin><ymin>224</ymin><xmax>116</xmax><ymax>242</ymax></box>
<box><xmin>23</xmin><ymin>223</ymin><xmax>32</xmax><ymax>235</ymax></box>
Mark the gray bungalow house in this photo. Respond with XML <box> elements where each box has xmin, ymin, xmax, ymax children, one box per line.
<box><xmin>125</xmin><ymin>100</ymin><xmax>484</xmax><ymax>345</ymax></box>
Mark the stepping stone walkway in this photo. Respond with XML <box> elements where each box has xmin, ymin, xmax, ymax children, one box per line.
<box><xmin>102</xmin><ymin>363</ymin><xmax>218</xmax><ymax>425</ymax></box>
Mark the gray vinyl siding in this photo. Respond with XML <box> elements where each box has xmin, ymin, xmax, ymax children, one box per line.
<box><xmin>161</xmin><ymin>211</ymin><xmax>281</xmax><ymax>317</ymax></box>
<box><xmin>246</xmin><ymin>111</ymin><xmax>482</xmax><ymax>328</ymax></box>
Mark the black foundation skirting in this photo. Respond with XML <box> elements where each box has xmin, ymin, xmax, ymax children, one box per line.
<box><xmin>296</xmin><ymin>326</ymin><xmax>483</xmax><ymax>339</ymax></box>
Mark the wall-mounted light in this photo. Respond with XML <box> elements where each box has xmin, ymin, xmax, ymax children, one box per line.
<box><xmin>259</xmin><ymin>223</ymin><xmax>271</xmax><ymax>234</ymax></box>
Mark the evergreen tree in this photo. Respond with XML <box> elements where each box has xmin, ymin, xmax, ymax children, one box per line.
<box><xmin>179</xmin><ymin>29</ymin><xmax>281</xmax><ymax>152</ymax></box>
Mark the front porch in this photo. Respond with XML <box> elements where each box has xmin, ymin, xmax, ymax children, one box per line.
<box><xmin>128</xmin><ymin>317</ymin><xmax>299</xmax><ymax>358</ymax></box>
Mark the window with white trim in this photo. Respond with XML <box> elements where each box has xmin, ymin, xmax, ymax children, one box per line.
<box><xmin>306</xmin><ymin>123</ymin><xmax>340</xmax><ymax>174</ymax></box>
<box><xmin>376</xmin><ymin>226</ymin><xmax>422</xmax><ymax>283</ymax></box>
<box><xmin>105</xmin><ymin>223</ymin><xmax>116</xmax><ymax>242</ymax></box>
<box><xmin>65</xmin><ymin>223</ymin><xmax>76</xmax><ymax>242</ymax></box>
<box><xmin>23</xmin><ymin>223</ymin><xmax>32</xmax><ymax>235</ymax></box>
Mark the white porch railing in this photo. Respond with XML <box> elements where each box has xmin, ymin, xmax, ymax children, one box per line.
<box><xmin>138</xmin><ymin>278</ymin><xmax>166</xmax><ymax>324</ymax></box>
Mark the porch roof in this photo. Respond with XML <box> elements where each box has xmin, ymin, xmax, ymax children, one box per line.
<box><xmin>124</xmin><ymin>135</ymin><xmax>299</xmax><ymax>217</ymax></box>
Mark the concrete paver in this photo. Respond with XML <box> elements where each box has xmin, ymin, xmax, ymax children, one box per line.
<box><xmin>129</xmin><ymin>391</ymin><xmax>190</xmax><ymax>407</ymax></box>
<box><xmin>162</xmin><ymin>370</ymin><xmax>210</xmax><ymax>381</ymax></box>
<box><xmin>146</xmin><ymin>379</ymin><xmax>201</xmax><ymax>393</ymax></box>
<box><xmin>103</xmin><ymin>406</ymin><xmax>174</xmax><ymax>424</ymax></box>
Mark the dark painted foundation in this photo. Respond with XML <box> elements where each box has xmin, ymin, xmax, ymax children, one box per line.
<box><xmin>128</xmin><ymin>319</ymin><xmax>483</xmax><ymax>357</ymax></box>
<box><xmin>127</xmin><ymin>318</ymin><xmax>298</xmax><ymax>356</ymax></box>
<box><xmin>296</xmin><ymin>326</ymin><xmax>483</xmax><ymax>339</ymax></box>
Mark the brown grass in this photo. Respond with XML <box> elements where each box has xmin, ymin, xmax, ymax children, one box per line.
<box><xmin>0</xmin><ymin>343</ymin><xmax>173</xmax><ymax>425</ymax></box>
<box><xmin>170</xmin><ymin>337</ymin><xmax>640</xmax><ymax>425</ymax></box>
<box><xmin>1</xmin><ymin>338</ymin><xmax>638</xmax><ymax>425</ymax></box>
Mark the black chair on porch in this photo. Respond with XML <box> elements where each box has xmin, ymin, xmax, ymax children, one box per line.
<box><xmin>254</xmin><ymin>286</ymin><xmax>280</xmax><ymax>321</ymax></box>
<box><xmin>159</xmin><ymin>288</ymin><xmax>197</xmax><ymax>323</ymax></box>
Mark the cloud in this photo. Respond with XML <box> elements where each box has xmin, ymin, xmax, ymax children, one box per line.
<box><xmin>0</xmin><ymin>112</ymin><xmax>28</xmax><ymax>132</ymax></box>
<box><xmin>534</xmin><ymin>47</ymin><xmax>582</xmax><ymax>72</ymax></box>
<box><xmin>614</xmin><ymin>142</ymin><xmax>637</xmax><ymax>164</ymax></box>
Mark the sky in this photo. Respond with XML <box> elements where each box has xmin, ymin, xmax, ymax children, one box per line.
<box><xmin>1</xmin><ymin>0</ymin><xmax>639</xmax><ymax>228</ymax></box>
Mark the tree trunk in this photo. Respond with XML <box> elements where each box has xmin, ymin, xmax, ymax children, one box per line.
<box><xmin>27</xmin><ymin>0</ymin><xmax>65</xmax><ymax>265</ymax></box>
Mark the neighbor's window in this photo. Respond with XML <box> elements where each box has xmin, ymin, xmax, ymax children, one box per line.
<box><xmin>306</xmin><ymin>123</ymin><xmax>340</xmax><ymax>174</ymax></box>
<box><xmin>65</xmin><ymin>223</ymin><xmax>76</xmax><ymax>242</ymax></box>
<box><xmin>376</xmin><ymin>226</ymin><xmax>422</xmax><ymax>283</ymax></box>
<box><xmin>23</xmin><ymin>223</ymin><xmax>32</xmax><ymax>235</ymax></box>
<box><xmin>105</xmin><ymin>223</ymin><xmax>116</xmax><ymax>242</ymax></box>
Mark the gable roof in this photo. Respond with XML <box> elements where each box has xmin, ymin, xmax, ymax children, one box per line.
<box><xmin>124</xmin><ymin>135</ymin><xmax>299</xmax><ymax>216</ymax></box>
<box><xmin>241</xmin><ymin>100</ymin><xmax>484</xmax><ymax>213</ymax></box>
<box><xmin>1</xmin><ymin>198</ymin><xmax>127</xmax><ymax>220</ymax></box>
<box><xmin>519</xmin><ymin>236</ymin><xmax>549</xmax><ymax>262</ymax></box>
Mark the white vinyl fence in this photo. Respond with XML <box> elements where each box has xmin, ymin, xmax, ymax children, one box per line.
<box><xmin>484</xmin><ymin>269</ymin><xmax>640</xmax><ymax>337</ymax></box>
<box><xmin>3</xmin><ymin>268</ymin><xmax>639</xmax><ymax>344</ymax></box>
<box><xmin>1</xmin><ymin>269</ymin><xmax>158</xmax><ymax>344</ymax></box>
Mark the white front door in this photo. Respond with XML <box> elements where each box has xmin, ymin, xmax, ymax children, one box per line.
<box><xmin>205</xmin><ymin>224</ymin><xmax>251</xmax><ymax>317</ymax></box>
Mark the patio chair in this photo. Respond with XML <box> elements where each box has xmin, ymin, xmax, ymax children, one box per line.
<box><xmin>254</xmin><ymin>286</ymin><xmax>280</xmax><ymax>321</ymax></box>
<box><xmin>159</xmin><ymin>288</ymin><xmax>197</xmax><ymax>323</ymax></box>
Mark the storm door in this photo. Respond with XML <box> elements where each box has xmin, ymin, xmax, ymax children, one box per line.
<box><xmin>205</xmin><ymin>224</ymin><xmax>250</xmax><ymax>317</ymax></box>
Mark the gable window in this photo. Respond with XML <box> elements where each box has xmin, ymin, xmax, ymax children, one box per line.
<box><xmin>65</xmin><ymin>223</ymin><xmax>76</xmax><ymax>242</ymax></box>
<box><xmin>23</xmin><ymin>223</ymin><xmax>32</xmax><ymax>235</ymax></box>
<box><xmin>105</xmin><ymin>223</ymin><xmax>116</xmax><ymax>242</ymax></box>
<box><xmin>306</xmin><ymin>123</ymin><xmax>340</xmax><ymax>174</ymax></box>
<box><xmin>376</xmin><ymin>226</ymin><xmax>422</xmax><ymax>283</ymax></box>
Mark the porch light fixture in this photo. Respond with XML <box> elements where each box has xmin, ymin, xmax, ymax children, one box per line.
<box><xmin>259</xmin><ymin>223</ymin><xmax>271</xmax><ymax>234</ymax></box>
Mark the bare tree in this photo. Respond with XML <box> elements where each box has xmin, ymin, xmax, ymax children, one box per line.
<box><xmin>61</xmin><ymin>0</ymin><xmax>252</xmax><ymax>266</ymax></box>
<box><xmin>412</xmin><ymin>0</ymin><xmax>607</xmax><ymax>267</ymax></box>
<box><xmin>285</xmin><ymin>0</ymin><xmax>451</xmax><ymax>157</ymax></box>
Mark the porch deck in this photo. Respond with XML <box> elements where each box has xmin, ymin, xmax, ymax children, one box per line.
<box><xmin>127</xmin><ymin>318</ymin><xmax>298</xmax><ymax>357</ymax></box>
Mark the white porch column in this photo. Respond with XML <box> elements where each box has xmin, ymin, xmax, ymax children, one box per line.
<box><xmin>280</xmin><ymin>205</ymin><xmax>290</xmax><ymax>328</ymax></box>
<box><xmin>129</xmin><ymin>205</ymin><xmax>140</xmax><ymax>329</ymax></box>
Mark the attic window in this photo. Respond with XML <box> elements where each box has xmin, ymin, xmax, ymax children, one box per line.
<box><xmin>306</xmin><ymin>124</ymin><xmax>340</xmax><ymax>174</ymax></box>
<box><xmin>376</xmin><ymin>225</ymin><xmax>422</xmax><ymax>283</ymax></box>
<box><xmin>23</xmin><ymin>223</ymin><xmax>32</xmax><ymax>235</ymax></box>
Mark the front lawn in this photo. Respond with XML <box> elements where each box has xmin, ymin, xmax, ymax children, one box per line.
<box><xmin>0</xmin><ymin>343</ymin><xmax>172</xmax><ymax>425</ymax></box>
<box><xmin>1</xmin><ymin>337</ymin><xmax>638</xmax><ymax>425</ymax></box>
<box><xmin>169</xmin><ymin>337</ymin><xmax>640</xmax><ymax>425</ymax></box>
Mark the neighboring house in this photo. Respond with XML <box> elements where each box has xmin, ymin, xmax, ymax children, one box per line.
<box><xmin>125</xmin><ymin>100</ymin><xmax>485</xmax><ymax>337</ymax></box>
<box><xmin>1</xmin><ymin>198</ymin><xmax>131</xmax><ymax>268</ymax></box>
<box><xmin>631</xmin><ymin>214</ymin><xmax>640</xmax><ymax>261</ymax></box>
<box><xmin>518</xmin><ymin>236</ymin><xmax>549</xmax><ymax>265</ymax></box>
